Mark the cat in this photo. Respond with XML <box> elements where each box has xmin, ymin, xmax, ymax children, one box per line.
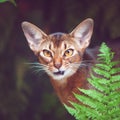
<box><xmin>21</xmin><ymin>18</ymin><xmax>120</xmax><ymax>107</ymax></box>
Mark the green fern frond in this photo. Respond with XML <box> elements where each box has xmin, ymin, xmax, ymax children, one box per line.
<box><xmin>78</xmin><ymin>89</ymin><xmax>104</xmax><ymax>102</ymax></box>
<box><xmin>110</xmin><ymin>82</ymin><xmax>120</xmax><ymax>91</ymax></box>
<box><xmin>65</xmin><ymin>42</ymin><xmax>120</xmax><ymax>120</ymax></box>
<box><xmin>74</xmin><ymin>92</ymin><xmax>104</xmax><ymax>110</ymax></box>
<box><xmin>88</xmin><ymin>77</ymin><xmax>108</xmax><ymax>92</ymax></box>
<box><xmin>69</xmin><ymin>102</ymin><xmax>100</xmax><ymax>120</ymax></box>
<box><xmin>64</xmin><ymin>104</ymin><xmax>76</xmax><ymax>116</ymax></box>
<box><xmin>110</xmin><ymin>61</ymin><xmax>120</xmax><ymax>67</ymax></box>
<box><xmin>95</xmin><ymin>63</ymin><xmax>111</xmax><ymax>71</ymax></box>
<box><xmin>110</xmin><ymin>68</ymin><xmax>120</xmax><ymax>75</ymax></box>
<box><xmin>93</xmin><ymin>67</ymin><xmax>111</xmax><ymax>78</ymax></box>
<box><xmin>111</xmin><ymin>75</ymin><xmax>120</xmax><ymax>82</ymax></box>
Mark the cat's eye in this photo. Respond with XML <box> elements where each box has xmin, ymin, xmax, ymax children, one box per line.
<box><xmin>64</xmin><ymin>49</ymin><xmax>74</xmax><ymax>57</ymax></box>
<box><xmin>43</xmin><ymin>49</ymin><xmax>52</xmax><ymax>57</ymax></box>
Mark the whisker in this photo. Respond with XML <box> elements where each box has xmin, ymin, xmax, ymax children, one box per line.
<box><xmin>32</xmin><ymin>69</ymin><xmax>47</xmax><ymax>77</ymax></box>
<box><xmin>32</xmin><ymin>68</ymin><xmax>45</xmax><ymax>73</ymax></box>
<box><xmin>25</xmin><ymin>62</ymin><xmax>49</xmax><ymax>76</ymax></box>
<box><xmin>25</xmin><ymin>62</ymin><xmax>48</xmax><ymax>67</ymax></box>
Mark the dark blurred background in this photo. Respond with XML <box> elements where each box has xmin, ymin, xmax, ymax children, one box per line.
<box><xmin>0</xmin><ymin>0</ymin><xmax>120</xmax><ymax>120</ymax></box>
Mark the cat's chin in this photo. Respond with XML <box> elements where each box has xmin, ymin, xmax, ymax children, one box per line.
<box><xmin>51</xmin><ymin>74</ymin><xmax>66</xmax><ymax>81</ymax></box>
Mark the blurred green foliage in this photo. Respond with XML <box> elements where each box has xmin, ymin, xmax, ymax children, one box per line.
<box><xmin>0</xmin><ymin>0</ymin><xmax>16</xmax><ymax>6</ymax></box>
<box><xmin>0</xmin><ymin>0</ymin><xmax>120</xmax><ymax>120</ymax></box>
<box><xmin>0</xmin><ymin>0</ymin><xmax>8</xmax><ymax>3</ymax></box>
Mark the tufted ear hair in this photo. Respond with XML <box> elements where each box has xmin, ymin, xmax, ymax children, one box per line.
<box><xmin>21</xmin><ymin>22</ymin><xmax>47</xmax><ymax>52</ymax></box>
<box><xmin>70</xmin><ymin>18</ymin><xmax>94</xmax><ymax>49</ymax></box>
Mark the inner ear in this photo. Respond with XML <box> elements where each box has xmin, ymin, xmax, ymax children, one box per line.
<box><xmin>21</xmin><ymin>22</ymin><xmax>47</xmax><ymax>52</ymax></box>
<box><xmin>70</xmin><ymin>18</ymin><xmax>94</xmax><ymax>49</ymax></box>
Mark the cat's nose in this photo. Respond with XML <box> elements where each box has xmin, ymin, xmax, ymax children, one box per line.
<box><xmin>54</xmin><ymin>63</ymin><xmax>62</xmax><ymax>69</ymax></box>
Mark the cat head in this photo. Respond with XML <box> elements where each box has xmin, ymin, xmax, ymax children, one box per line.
<box><xmin>22</xmin><ymin>18</ymin><xmax>94</xmax><ymax>80</ymax></box>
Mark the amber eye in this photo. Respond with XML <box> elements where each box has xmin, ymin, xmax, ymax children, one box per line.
<box><xmin>64</xmin><ymin>49</ymin><xmax>74</xmax><ymax>57</ymax></box>
<box><xmin>43</xmin><ymin>49</ymin><xmax>52</xmax><ymax>57</ymax></box>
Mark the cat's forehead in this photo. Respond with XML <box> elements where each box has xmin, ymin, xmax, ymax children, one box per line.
<box><xmin>48</xmin><ymin>32</ymin><xmax>73</xmax><ymax>48</ymax></box>
<box><xmin>40</xmin><ymin>32</ymin><xmax>76</xmax><ymax>51</ymax></box>
<box><xmin>49</xmin><ymin>32</ymin><xmax>67</xmax><ymax>46</ymax></box>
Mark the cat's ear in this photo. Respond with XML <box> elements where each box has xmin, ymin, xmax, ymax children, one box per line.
<box><xmin>21</xmin><ymin>22</ymin><xmax>47</xmax><ymax>52</ymax></box>
<box><xmin>70</xmin><ymin>18</ymin><xmax>94</xmax><ymax>49</ymax></box>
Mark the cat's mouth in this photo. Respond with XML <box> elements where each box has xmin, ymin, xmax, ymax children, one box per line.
<box><xmin>53</xmin><ymin>71</ymin><xmax>65</xmax><ymax>75</ymax></box>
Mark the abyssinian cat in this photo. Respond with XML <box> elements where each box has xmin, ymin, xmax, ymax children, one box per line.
<box><xmin>21</xmin><ymin>18</ymin><xmax>120</xmax><ymax>107</ymax></box>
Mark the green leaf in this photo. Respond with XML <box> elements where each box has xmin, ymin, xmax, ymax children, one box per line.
<box><xmin>79</xmin><ymin>89</ymin><xmax>104</xmax><ymax>102</ymax></box>
<box><xmin>110</xmin><ymin>68</ymin><xmax>120</xmax><ymax>75</ymax></box>
<box><xmin>97</xmin><ymin>43</ymin><xmax>114</xmax><ymax>64</ymax></box>
<box><xmin>88</xmin><ymin>78</ymin><xmax>108</xmax><ymax>92</ymax></box>
<box><xmin>111</xmin><ymin>75</ymin><xmax>120</xmax><ymax>82</ymax></box>
<box><xmin>110</xmin><ymin>61</ymin><xmax>120</xmax><ymax>67</ymax></box>
<box><xmin>70</xmin><ymin>102</ymin><xmax>100</xmax><ymax>120</ymax></box>
<box><xmin>0</xmin><ymin>0</ymin><xmax>16</xmax><ymax>6</ymax></box>
<box><xmin>64</xmin><ymin>104</ymin><xmax>76</xmax><ymax>116</ymax></box>
<box><xmin>0</xmin><ymin>0</ymin><xmax>8</xmax><ymax>3</ymax></box>
<box><xmin>93</xmin><ymin>67</ymin><xmax>111</xmax><ymax>78</ymax></box>
<box><xmin>74</xmin><ymin>93</ymin><xmax>105</xmax><ymax>111</ymax></box>
<box><xmin>97</xmin><ymin>78</ymin><xmax>110</xmax><ymax>84</ymax></box>
<box><xmin>95</xmin><ymin>63</ymin><xmax>111</xmax><ymax>71</ymax></box>
<box><xmin>110</xmin><ymin>81</ymin><xmax>120</xmax><ymax>91</ymax></box>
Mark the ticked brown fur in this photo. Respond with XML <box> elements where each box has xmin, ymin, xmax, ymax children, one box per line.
<box><xmin>21</xmin><ymin>18</ymin><xmax>120</xmax><ymax>107</ymax></box>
